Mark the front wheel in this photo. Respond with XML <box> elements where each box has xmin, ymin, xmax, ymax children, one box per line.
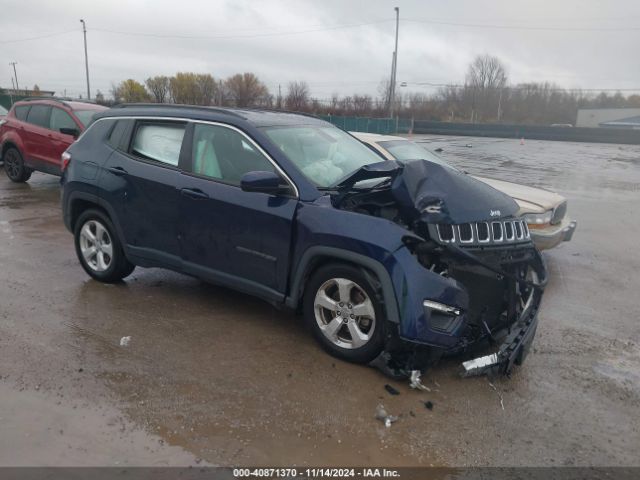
<box><xmin>74</xmin><ymin>209</ymin><xmax>135</xmax><ymax>283</ymax></box>
<box><xmin>3</xmin><ymin>148</ymin><xmax>32</xmax><ymax>183</ymax></box>
<box><xmin>304</xmin><ymin>264</ymin><xmax>385</xmax><ymax>363</ymax></box>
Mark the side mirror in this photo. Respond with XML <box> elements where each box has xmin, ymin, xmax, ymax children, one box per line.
<box><xmin>60</xmin><ymin>127</ymin><xmax>80</xmax><ymax>138</ymax></box>
<box><xmin>240</xmin><ymin>171</ymin><xmax>289</xmax><ymax>195</ymax></box>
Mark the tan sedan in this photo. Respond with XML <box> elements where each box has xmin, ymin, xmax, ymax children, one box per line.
<box><xmin>351</xmin><ymin>132</ymin><xmax>576</xmax><ymax>250</ymax></box>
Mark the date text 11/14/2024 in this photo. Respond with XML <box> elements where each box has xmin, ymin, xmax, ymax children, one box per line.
<box><xmin>233</xmin><ymin>468</ymin><xmax>401</xmax><ymax>478</ymax></box>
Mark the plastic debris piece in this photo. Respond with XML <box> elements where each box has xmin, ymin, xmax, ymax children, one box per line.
<box><xmin>424</xmin><ymin>401</ymin><xmax>434</xmax><ymax>410</ymax></box>
<box><xmin>119</xmin><ymin>336</ymin><xmax>131</xmax><ymax>347</ymax></box>
<box><xmin>488</xmin><ymin>382</ymin><xmax>505</xmax><ymax>410</ymax></box>
<box><xmin>409</xmin><ymin>370</ymin><xmax>431</xmax><ymax>392</ymax></box>
<box><xmin>375</xmin><ymin>404</ymin><xmax>398</xmax><ymax>428</ymax></box>
<box><xmin>384</xmin><ymin>384</ymin><xmax>400</xmax><ymax>396</ymax></box>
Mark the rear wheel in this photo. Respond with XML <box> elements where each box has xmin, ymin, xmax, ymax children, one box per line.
<box><xmin>74</xmin><ymin>209</ymin><xmax>135</xmax><ymax>283</ymax></box>
<box><xmin>304</xmin><ymin>264</ymin><xmax>385</xmax><ymax>363</ymax></box>
<box><xmin>3</xmin><ymin>148</ymin><xmax>32</xmax><ymax>183</ymax></box>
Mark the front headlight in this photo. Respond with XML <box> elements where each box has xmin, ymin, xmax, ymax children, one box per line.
<box><xmin>524</xmin><ymin>211</ymin><xmax>553</xmax><ymax>228</ymax></box>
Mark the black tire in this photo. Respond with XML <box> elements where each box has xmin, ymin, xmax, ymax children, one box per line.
<box><xmin>74</xmin><ymin>209</ymin><xmax>135</xmax><ymax>283</ymax></box>
<box><xmin>3</xmin><ymin>147</ymin><xmax>32</xmax><ymax>183</ymax></box>
<box><xmin>303</xmin><ymin>264</ymin><xmax>385</xmax><ymax>363</ymax></box>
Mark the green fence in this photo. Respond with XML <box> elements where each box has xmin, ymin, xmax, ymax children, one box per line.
<box><xmin>318</xmin><ymin>115</ymin><xmax>413</xmax><ymax>135</ymax></box>
<box><xmin>0</xmin><ymin>94</ymin><xmax>33</xmax><ymax>110</ymax></box>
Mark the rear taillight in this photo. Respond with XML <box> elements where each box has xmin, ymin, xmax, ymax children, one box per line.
<box><xmin>61</xmin><ymin>151</ymin><xmax>72</xmax><ymax>172</ymax></box>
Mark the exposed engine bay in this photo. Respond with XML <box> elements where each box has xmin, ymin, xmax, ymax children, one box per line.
<box><xmin>331</xmin><ymin>159</ymin><xmax>548</xmax><ymax>378</ymax></box>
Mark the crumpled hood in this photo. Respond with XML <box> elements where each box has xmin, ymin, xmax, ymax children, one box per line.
<box><xmin>390</xmin><ymin>160</ymin><xmax>519</xmax><ymax>224</ymax></box>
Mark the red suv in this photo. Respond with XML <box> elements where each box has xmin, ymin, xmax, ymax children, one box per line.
<box><xmin>0</xmin><ymin>98</ymin><xmax>106</xmax><ymax>182</ymax></box>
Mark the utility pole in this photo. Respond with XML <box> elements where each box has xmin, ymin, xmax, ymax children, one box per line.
<box><xmin>9</xmin><ymin>62</ymin><xmax>19</xmax><ymax>92</ymax></box>
<box><xmin>388</xmin><ymin>7</ymin><xmax>399</xmax><ymax>119</ymax></box>
<box><xmin>80</xmin><ymin>19</ymin><xmax>91</xmax><ymax>100</ymax></box>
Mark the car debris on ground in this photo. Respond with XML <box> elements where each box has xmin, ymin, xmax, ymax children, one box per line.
<box><xmin>375</xmin><ymin>404</ymin><xmax>398</xmax><ymax>428</ymax></box>
<box><xmin>409</xmin><ymin>370</ymin><xmax>431</xmax><ymax>391</ymax></box>
<box><xmin>384</xmin><ymin>384</ymin><xmax>400</xmax><ymax>396</ymax></box>
<box><xmin>489</xmin><ymin>382</ymin><xmax>505</xmax><ymax>410</ymax></box>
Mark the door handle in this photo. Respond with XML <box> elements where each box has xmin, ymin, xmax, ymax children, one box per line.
<box><xmin>107</xmin><ymin>166</ymin><xmax>128</xmax><ymax>176</ymax></box>
<box><xmin>180</xmin><ymin>188</ymin><xmax>209</xmax><ymax>200</ymax></box>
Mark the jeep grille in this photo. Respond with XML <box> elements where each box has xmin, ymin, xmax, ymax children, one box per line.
<box><xmin>432</xmin><ymin>219</ymin><xmax>531</xmax><ymax>246</ymax></box>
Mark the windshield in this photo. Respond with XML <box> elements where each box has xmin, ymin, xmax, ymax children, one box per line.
<box><xmin>0</xmin><ymin>105</ymin><xmax>7</xmax><ymax>115</ymax></box>
<box><xmin>262</xmin><ymin>126</ymin><xmax>384</xmax><ymax>188</ymax></box>
<box><xmin>73</xmin><ymin>110</ymin><xmax>98</xmax><ymax>127</ymax></box>
<box><xmin>378</xmin><ymin>140</ymin><xmax>455</xmax><ymax>169</ymax></box>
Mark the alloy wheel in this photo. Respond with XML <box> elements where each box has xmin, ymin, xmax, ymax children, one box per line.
<box><xmin>79</xmin><ymin>220</ymin><xmax>114</xmax><ymax>272</ymax></box>
<box><xmin>313</xmin><ymin>277</ymin><xmax>376</xmax><ymax>349</ymax></box>
<box><xmin>4</xmin><ymin>150</ymin><xmax>21</xmax><ymax>179</ymax></box>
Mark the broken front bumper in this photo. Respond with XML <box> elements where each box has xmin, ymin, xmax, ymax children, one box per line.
<box><xmin>461</xmin><ymin>301</ymin><xmax>540</xmax><ymax>377</ymax></box>
<box><xmin>461</xmin><ymin>257</ymin><xmax>547</xmax><ymax>377</ymax></box>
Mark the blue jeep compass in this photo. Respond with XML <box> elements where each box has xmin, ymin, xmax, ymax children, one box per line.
<box><xmin>61</xmin><ymin>105</ymin><xmax>547</xmax><ymax>377</ymax></box>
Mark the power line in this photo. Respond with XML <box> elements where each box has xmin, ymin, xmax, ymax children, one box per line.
<box><xmin>0</xmin><ymin>30</ymin><xmax>75</xmax><ymax>44</ymax></box>
<box><xmin>408</xmin><ymin>82</ymin><xmax>640</xmax><ymax>92</ymax></box>
<box><xmin>404</xmin><ymin>18</ymin><xmax>640</xmax><ymax>32</ymax></box>
<box><xmin>90</xmin><ymin>19</ymin><xmax>393</xmax><ymax>40</ymax></box>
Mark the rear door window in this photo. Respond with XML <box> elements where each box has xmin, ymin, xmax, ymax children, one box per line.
<box><xmin>26</xmin><ymin>105</ymin><xmax>52</xmax><ymax>129</ymax></box>
<box><xmin>130</xmin><ymin>121</ymin><xmax>186</xmax><ymax>167</ymax></box>
<box><xmin>14</xmin><ymin>105</ymin><xmax>31</xmax><ymax>121</ymax></box>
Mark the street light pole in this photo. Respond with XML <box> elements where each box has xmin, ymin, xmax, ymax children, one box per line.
<box><xmin>80</xmin><ymin>19</ymin><xmax>91</xmax><ymax>100</ymax></box>
<box><xmin>9</xmin><ymin>62</ymin><xmax>19</xmax><ymax>92</ymax></box>
<box><xmin>388</xmin><ymin>7</ymin><xmax>399</xmax><ymax>118</ymax></box>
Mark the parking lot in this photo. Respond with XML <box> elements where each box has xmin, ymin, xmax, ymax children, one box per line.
<box><xmin>1</xmin><ymin>135</ymin><xmax>639</xmax><ymax>467</ymax></box>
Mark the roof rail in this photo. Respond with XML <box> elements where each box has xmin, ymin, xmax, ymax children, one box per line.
<box><xmin>113</xmin><ymin>103</ymin><xmax>245</xmax><ymax>119</ymax></box>
<box><xmin>244</xmin><ymin>107</ymin><xmax>324</xmax><ymax>121</ymax></box>
<box><xmin>17</xmin><ymin>96</ymin><xmax>69</xmax><ymax>106</ymax></box>
<box><xmin>16</xmin><ymin>96</ymin><xmax>97</xmax><ymax>106</ymax></box>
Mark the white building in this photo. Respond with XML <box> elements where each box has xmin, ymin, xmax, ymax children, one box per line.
<box><xmin>576</xmin><ymin>108</ymin><xmax>640</xmax><ymax>128</ymax></box>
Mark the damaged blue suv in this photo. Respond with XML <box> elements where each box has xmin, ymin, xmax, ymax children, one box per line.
<box><xmin>61</xmin><ymin>105</ymin><xmax>547</xmax><ymax>377</ymax></box>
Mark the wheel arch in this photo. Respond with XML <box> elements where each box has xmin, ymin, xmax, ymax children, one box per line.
<box><xmin>69</xmin><ymin>197</ymin><xmax>108</xmax><ymax>232</ymax></box>
<box><xmin>65</xmin><ymin>192</ymin><xmax>125</xmax><ymax>243</ymax></box>
<box><xmin>1</xmin><ymin>140</ymin><xmax>23</xmax><ymax>164</ymax></box>
<box><xmin>285</xmin><ymin>246</ymin><xmax>400</xmax><ymax>324</ymax></box>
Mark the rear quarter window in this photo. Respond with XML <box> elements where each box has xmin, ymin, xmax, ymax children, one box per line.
<box><xmin>107</xmin><ymin>119</ymin><xmax>131</xmax><ymax>149</ymax></box>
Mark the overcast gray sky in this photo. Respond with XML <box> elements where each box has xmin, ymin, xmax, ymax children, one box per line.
<box><xmin>1</xmin><ymin>0</ymin><xmax>639</xmax><ymax>100</ymax></box>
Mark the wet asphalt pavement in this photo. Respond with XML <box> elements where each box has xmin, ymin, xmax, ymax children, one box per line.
<box><xmin>1</xmin><ymin>136</ymin><xmax>639</xmax><ymax>467</ymax></box>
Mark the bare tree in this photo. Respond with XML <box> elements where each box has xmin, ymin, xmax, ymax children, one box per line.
<box><xmin>285</xmin><ymin>81</ymin><xmax>310</xmax><ymax>111</ymax></box>
<box><xmin>377</xmin><ymin>79</ymin><xmax>392</xmax><ymax>112</ymax></box>
<box><xmin>466</xmin><ymin>54</ymin><xmax>508</xmax><ymax>91</ymax></box>
<box><xmin>145</xmin><ymin>76</ymin><xmax>170</xmax><ymax>103</ymax></box>
<box><xmin>224</xmin><ymin>73</ymin><xmax>270</xmax><ymax>107</ymax></box>
<box><xmin>352</xmin><ymin>94</ymin><xmax>373</xmax><ymax>115</ymax></box>
<box><xmin>465</xmin><ymin>54</ymin><xmax>508</xmax><ymax>121</ymax></box>
<box><xmin>330</xmin><ymin>92</ymin><xmax>340</xmax><ymax>111</ymax></box>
